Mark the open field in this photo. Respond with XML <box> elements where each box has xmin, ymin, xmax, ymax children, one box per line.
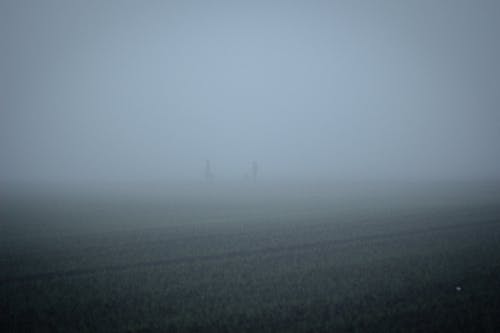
<box><xmin>1</xmin><ymin>182</ymin><xmax>500</xmax><ymax>332</ymax></box>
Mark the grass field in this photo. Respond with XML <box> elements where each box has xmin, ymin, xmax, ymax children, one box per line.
<box><xmin>1</xmin><ymin>182</ymin><xmax>500</xmax><ymax>332</ymax></box>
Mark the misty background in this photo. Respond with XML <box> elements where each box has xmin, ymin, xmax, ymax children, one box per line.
<box><xmin>1</xmin><ymin>0</ymin><xmax>499</xmax><ymax>185</ymax></box>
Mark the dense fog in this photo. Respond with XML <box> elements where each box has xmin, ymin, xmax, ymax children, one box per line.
<box><xmin>1</xmin><ymin>0</ymin><xmax>500</xmax><ymax>185</ymax></box>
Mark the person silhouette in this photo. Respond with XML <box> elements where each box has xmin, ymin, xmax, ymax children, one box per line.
<box><xmin>251</xmin><ymin>161</ymin><xmax>258</xmax><ymax>182</ymax></box>
<box><xmin>205</xmin><ymin>160</ymin><xmax>213</xmax><ymax>182</ymax></box>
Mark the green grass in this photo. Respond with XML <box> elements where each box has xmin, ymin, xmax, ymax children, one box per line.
<box><xmin>1</xmin><ymin>183</ymin><xmax>500</xmax><ymax>332</ymax></box>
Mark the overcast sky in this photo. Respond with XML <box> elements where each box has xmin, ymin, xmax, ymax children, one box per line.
<box><xmin>1</xmin><ymin>0</ymin><xmax>499</xmax><ymax>184</ymax></box>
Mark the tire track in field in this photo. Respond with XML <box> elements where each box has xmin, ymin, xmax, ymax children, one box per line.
<box><xmin>1</xmin><ymin>218</ymin><xmax>499</xmax><ymax>286</ymax></box>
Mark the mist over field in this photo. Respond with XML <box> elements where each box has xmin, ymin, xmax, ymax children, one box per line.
<box><xmin>1</xmin><ymin>0</ymin><xmax>500</xmax><ymax>185</ymax></box>
<box><xmin>1</xmin><ymin>1</ymin><xmax>500</xmax><ymax>332</ymax></box>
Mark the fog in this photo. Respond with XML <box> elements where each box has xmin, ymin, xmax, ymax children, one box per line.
<box><xmin>1</xmin><ymin>0</ymin><xmax>500</xmax><ymax>186</ymax></box>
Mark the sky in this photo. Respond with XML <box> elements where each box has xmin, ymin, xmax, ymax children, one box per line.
<box><xmin>1</xmin><ymin>0</ymin><xmax>499</xmax><ymax>184</ymax></box>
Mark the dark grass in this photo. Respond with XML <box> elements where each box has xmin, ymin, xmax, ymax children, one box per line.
<box><xmin>1</xmin><ymin>183</ymin><xmax>500</xmax><ymax>332</ymax></box>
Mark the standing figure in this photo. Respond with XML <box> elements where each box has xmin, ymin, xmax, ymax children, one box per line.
<box><xmin>205</xmin><ymin>160</ymin><xmax>214</xmax><ymax>182</ymax></box>
<box><xmin>251</xmin><ymin>161</ymin><xmax>258</xmax><ymax>182</ymax></box>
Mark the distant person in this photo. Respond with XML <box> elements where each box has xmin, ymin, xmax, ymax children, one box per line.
<box><xmin>251</xmin><ymin>161</ymin><xmax>258</xmax><ymax>182</ymax></box>
<box><xmin>205</xmin><ymin>160</ymin><xmax>214</xmax><ymax>182</ymax></box>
